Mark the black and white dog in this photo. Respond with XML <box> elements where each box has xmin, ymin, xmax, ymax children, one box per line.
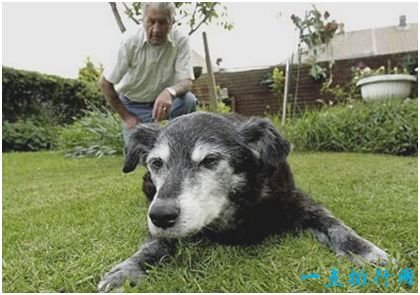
<box><xmin>98</xmin><ymin>112</ymin><xmax>388</xmax><ymax>292</ymax></box>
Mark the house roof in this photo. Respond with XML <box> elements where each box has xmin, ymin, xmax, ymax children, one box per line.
<box><xmin>301</xmin><ymin>22</ymin><xmax>418</xmax><ymax>62</ymax></box>
<box><xmin>191</xmin><ymin>50</ymin><xmax>219</xmax><ymax>72</ymax></box>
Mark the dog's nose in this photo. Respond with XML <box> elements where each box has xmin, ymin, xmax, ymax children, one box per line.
<box><xmin>149</xmin><ymin>203</ymin><xmax>179</xmax><ymax>229</ymax></box>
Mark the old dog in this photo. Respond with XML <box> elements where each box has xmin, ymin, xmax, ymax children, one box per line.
<box><xmin>98</xmin><ymin>112</ymin><xmax>388</xmax><ymax>292</ymax></box>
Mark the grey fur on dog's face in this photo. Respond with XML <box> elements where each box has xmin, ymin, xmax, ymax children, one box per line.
<box><xmin>123</xmin><ymin>112</ymin><xmax>290</xmax><ymax>238</ymax></box>
<box><xmin>146</xmin><ymin>138</ymin><xmax>245</xmax><ymax>238</ymax></box>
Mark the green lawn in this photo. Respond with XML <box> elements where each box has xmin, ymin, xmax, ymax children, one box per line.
<box><xmin>2</xmin><ymin>151</ymin><xmax>418</xmax><ymax>292</ymax></box>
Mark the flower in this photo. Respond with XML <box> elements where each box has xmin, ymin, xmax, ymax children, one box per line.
<box><xmin>362</xmin><ymin>67</ymin><xmax>372</xmax><ymax>74</ymax></box>
<box><xmin>351</xmin><ymin>64</ymin><xmax>410</xmax><ymax>84</ymax></box>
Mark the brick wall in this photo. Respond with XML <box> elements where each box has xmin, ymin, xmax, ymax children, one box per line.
<box><xmin>192</xmin><ymin>51</ymin><xmax>417</xmax><ymax>116</ymax></box>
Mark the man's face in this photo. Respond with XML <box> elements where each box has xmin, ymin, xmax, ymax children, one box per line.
<box><xmin>144</xmin><ymin>7</ymin><xmax>172</xmax><ymax>46</ymax></box>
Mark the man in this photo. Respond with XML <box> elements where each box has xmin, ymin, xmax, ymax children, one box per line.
<box><xmin>100</xmin><ymin>2</ymin><xmax>197</xmax><ymax>144</ymax></box>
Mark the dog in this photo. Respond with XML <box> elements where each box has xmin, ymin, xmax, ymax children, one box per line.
<box><xmin>98</xmin><ymin>112</ymin><xmax>388</xmax><ymax>292</ymax></box>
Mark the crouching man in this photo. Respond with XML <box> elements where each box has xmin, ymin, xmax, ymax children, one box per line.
<box><xmin>100</xmin><ymin>2</ymin><xmax>197</xmax><ymax>144</ymax></box>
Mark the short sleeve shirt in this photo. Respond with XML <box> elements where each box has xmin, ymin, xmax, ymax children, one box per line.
<box><xmin>103</xmin><ymin>26</ymin><xmax>194</xmax><ymax>103</ymax></box>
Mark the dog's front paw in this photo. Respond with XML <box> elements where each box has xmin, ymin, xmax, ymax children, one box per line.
<box><xmin>362</xmin><ymin>244</ymin><xmax>389</xmax><ymax>266</ymax></box>
<box><xmin>98</xmin><ymin>261</ymin><xmax>146</xmax><ymax>292</ymax></box>
<box><xmin>350</xmin><ymin>243</ymin><xmax>389</xmax><ymax>266</ymax></box>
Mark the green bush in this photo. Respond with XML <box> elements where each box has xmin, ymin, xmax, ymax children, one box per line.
<box><xmin>2</xmin><ymin>66</ymin><xmax>105</xmax><ymax>125</ymax></box>
<box><xmin>57</xmin><ymin>104</ymin><xmax>124</xmax><ymax>158</ymax></box>
<box><xmin>3</xmin><ymin>120</ymin><xmax>60</xmax><ymax>152</ymax></box>
<box><xmin>273</xmin><ymin>99</ymin><xmax>418</xmax><ymax>156</ymax></box>
<box><xmin>197</xmin><ymin>101</ymin><xmax>232</xmax><ymax>113</ymax></box>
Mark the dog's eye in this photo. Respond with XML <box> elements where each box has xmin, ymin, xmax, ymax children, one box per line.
<box><xmin>149</xmin><ymin>158</ymin><xmax>163</xmax><ymax>171</ymax></box>
<box><xmin>199</xmin><ymin>154</ymin><xmax>221</xmax><ymax>169</ymax></box>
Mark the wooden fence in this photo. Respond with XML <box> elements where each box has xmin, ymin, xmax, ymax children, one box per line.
<box><xmin>192</xmin><ymin>51</ymin><xmax>417</xmax><ymax>117</ymax></box>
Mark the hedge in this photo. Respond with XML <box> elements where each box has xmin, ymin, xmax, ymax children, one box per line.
<box><xmin>3</xmin><ymin>119</ymin><xmax>60</xmax><ymax>152</ymax></box>
<box><xmin>2</xmin><ymin>66</ymin><xmax>105</xmax><ymax>125</ymax></box>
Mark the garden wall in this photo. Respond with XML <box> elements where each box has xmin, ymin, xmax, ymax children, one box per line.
<box><xmin>192</xmin><ymin>51</ymin><xmax>418</xmax><ymax>116</ymax></box>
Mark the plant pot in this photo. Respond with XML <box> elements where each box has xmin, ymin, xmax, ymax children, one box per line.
<box><xmin>356</xmin><ymin>74</ymin><xmax>417</xmax><ymax>102</ymax></box>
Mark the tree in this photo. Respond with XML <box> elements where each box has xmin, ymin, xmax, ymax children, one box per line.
<box><xmin>291</xmin><ymin>5</ymin><xmax>339</xmax><ymax>81</ymax></box>
<box><xmin>78</xmin><ymin>56</ymin><xmax>104</xmax><ymax>84</ymax></box>
<box><xmin>109</xmin><ymin>2</ymin><xmax>233</xmax><ymax>35</ymax></box>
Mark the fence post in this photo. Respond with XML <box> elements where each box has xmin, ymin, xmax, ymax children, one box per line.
<box><xmin>202</xmin><ymin>32</ymin><xmax>218</xmax><ymax>112</ymax></box>
<box><xmin>282</xmin><ymin>58</ymin><xmax>290</xmax><ymax>126</ymax></box>
<box><xmin>292</xmin><ymin>46</ymin><xmax>302</xmax><ymax>121</ymax></box>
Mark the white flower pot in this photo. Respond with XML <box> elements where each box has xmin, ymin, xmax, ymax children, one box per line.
<box><xmin>356</xmin><ymin>74</ymin><xmax>417</xmax><ymax>102</ymax></box>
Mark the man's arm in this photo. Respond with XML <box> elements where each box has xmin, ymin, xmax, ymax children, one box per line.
<box><xmin>171</xmin><ymin>78</ymin><xmax>193</xmax><ymax>97</ymax></box>
<box><xmin>99</xmin><ymin>76</ymin><xmax>140</xmax><ymax>130</ymax></box>
<box><xmin>152</xmin><ymin>78</ymin><xmax>193</xmax><ymax>121</ymax></box>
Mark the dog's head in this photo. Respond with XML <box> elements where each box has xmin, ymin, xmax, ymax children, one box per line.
<box><xmin>123</xmin><ymin>112</ymin><xmax>290</xmax><ymax>238</ymax></box>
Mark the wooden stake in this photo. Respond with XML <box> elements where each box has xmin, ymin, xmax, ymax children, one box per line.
<box><xmin>292</xmin><ymin>46</ymin><xmax>302</xmax><ymax>122</ymax></box>
<box><xmin>282</xmin><ymin>59</ymin><xmax>290</xmax><ymax>126</ymax></box>
<box><xmin>202</xmin><ymin>32</ymin><xmax>218</xmax><ymax>112</ymax></box>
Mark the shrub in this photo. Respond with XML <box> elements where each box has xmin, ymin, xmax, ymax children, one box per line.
<box><xmin>57</xmin><ymin>104</ymin><xmax>124</xmax><ymax>158</ymax></box>
<box><xmin>78</xmin><ymin>56</ymin><xmax>104</xmax><ymax>84</ymax></box>
<box><xmin>3</xmin><ymin>120</ymin><xmax>60</xmax><ymax>152</ymax></box>
<box><xmin>197</xmin><ymin>101</ymin><xmax>232</xmax><ymax>113</ymax></box>
<box><xmin>2</xmin><ymin>66</ymin><xmax>105</xmax><ymax>125</ymax></box>
<box><xmin>261</xmin><ymin>67</ymin><xmax>285</xmax><ymax>97</ymax></box>
<box><xmin>273</xmin><ymin>99</ymin><xmax>418</xmax><ymax>156</ymax></box>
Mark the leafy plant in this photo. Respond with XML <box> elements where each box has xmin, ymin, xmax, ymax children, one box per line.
<box><xmin>320</xmin><ymin>66</ymin><xmax>363</xmax><ymax>105</ymax></box>
<box><xmin>274</xmin><ymin>99</ymin><xmax>418</xmax><ymax>156</ymax></box>
<box><xmin>57</xmin><ymin>102</ymin><xmax>124</xmax><ymax>158</ymax></box>
<box><xmin>261</xmin><ymin>67</ymin><xmax>285</xmax><ymax>97</ymax></box>
<box><xmin>291</xmin><ymin>7</ymin><xmax>338</xmax><ymax>49</ymax></box>
<box><xmin>261</xmin><ymin>67</ymin><xmax>286</xmax><ymax>115</ymax></box>
<box><xmin>309</xmin><ymin>63</ymin><xmax>328</xmax><ymax>81</ymax></box>
<box><xmin>2</xmin><ymin>120</ymin><xmax>59</xmax><ymax>152</ymax></box>
<box><xmin>78</xmin><ymin>56</ymin><xmax>104</xmax><ymax>84</ymax></box>
<box><xmin>291</xmin><ymin>5</ymin><xmax>339</xmax><ymax>81</ymax></box>
<box><xmin>197</xmin><ymin>101</ymin><xmax>231</xmax><ymax>114</ymax></box>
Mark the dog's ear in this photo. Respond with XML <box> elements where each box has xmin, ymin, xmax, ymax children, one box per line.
<box><xmin>236</xmin><ymin>118</ymin><xmax>290</xmax><ymax>174</ymax></box>
<box><xmin>123</xmin><ymin>123</ymin><xmax>161</xmax><ymax>173</ymax></box>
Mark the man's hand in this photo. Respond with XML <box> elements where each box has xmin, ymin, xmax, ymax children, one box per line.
<box><xmin>152</xmin><ymin>89</ymin><xmax>173</xmax><ymax>121</ymax></box>
<box><xmin>124</xmin><ymin>113</ymin><xmax>140</xmax><ymax>132</ymax></box>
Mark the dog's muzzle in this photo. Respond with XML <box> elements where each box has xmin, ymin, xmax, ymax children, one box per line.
<box><xmin>149</xmin><ymin>198</ymin><xmax>179</xmax><ymax>229</ymax></box>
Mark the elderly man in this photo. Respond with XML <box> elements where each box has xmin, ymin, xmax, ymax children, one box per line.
<box><xmin>100</xmin><ymin>2</ymin><xmax>197</xmax><ymax>144</ymax></box>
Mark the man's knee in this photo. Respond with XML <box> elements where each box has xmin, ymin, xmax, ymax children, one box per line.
<box><xmin>182</xmin><ymin>92</ymin><xmax>197</xmax><ymax>112</ymax></box>
<box><xmin>170</xmin><ymin>92</ymin><xmax>197</xmax><ymax>119</ymax></box>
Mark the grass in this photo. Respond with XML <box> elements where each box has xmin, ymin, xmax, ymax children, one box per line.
<box><xmin>2</xmin><ymin>151</ymin><xmax>418</xmax><ymax>292</ymax></box>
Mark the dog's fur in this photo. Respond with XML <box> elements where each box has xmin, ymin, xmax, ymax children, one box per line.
<box><xmin>98</xmin><ymin>112</ymin><xmax>388</xmax><ymax>292</ymax></box>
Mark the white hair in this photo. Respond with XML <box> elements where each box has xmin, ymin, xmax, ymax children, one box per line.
<box><xmin>142</xmin><ymin>2</ymin><xmax>176</xmax><ymax>23</ymax></box>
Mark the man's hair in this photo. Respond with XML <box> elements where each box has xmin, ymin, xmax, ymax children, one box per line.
<box><xmin>142</xmin><ymin>2</ymin><xmax>176</xmax><ymax>23</ymax></box>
